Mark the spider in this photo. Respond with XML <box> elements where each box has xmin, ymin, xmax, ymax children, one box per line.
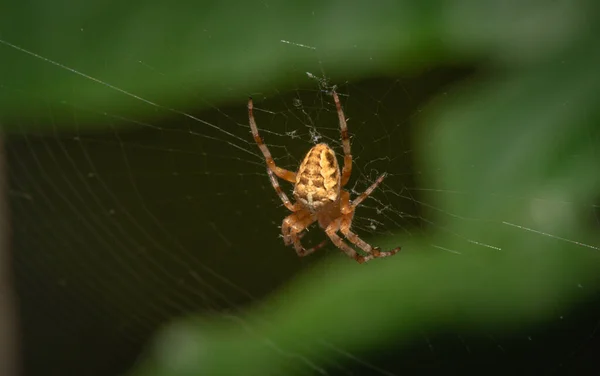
<box><xmin>248</xmin><ymin>89</ymin><xmax>400</xmax><ymax>264</ymax></box>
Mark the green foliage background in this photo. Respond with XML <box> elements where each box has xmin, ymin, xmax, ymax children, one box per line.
<box><xmin>2</xmin><ymin>1</ymin><xmax>600</xmax><ymax>375</ymax></box>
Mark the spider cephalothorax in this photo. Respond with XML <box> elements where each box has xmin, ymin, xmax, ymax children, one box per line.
<box><xmin>248</xmin><ymin>89</ymin><xmax>400</xmax><ymax>264</ymax></box>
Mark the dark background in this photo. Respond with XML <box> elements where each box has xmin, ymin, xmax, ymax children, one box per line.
<box><xmin>2</xmin><ymin>1</ymin><xmax>600</xmax><ymax>375</ymax></box>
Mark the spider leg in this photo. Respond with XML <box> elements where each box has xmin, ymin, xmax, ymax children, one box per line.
<box><xmin>282</xmin><ymin>211</ymin><xmax>308</xmax><ymax>246</ymax></box>
<box><xmin>267</xmin><ymin>168</ymin><xmax>299</xmax><ymax>212</ymax></box>
<box><xmin>332</xmin><ymin>90</ymin><xmax>353</xmax><ymax>187</ymax></box>
<box><xmin>340</xmin><ymin>215</ymin><xmax>401</xmax><ymax>262</ymax></box>
<box><xmin>351</xmin><ymin>173</ymin><xmax>387</xmax><ymax>208</ymax></box>
<box><xmin>325</xmin><ymin>218</ymin><xmax>367</xmax><ymax>264</ymax></box>
<box><xmin>295</xmin><ymin>231</ymin><xmax>329</xmax><ymax>253</ymax></box>
<box><xmin>296</xmin><ymin>238</ymin><xmax>329</xmax><ymax>257</ymax></box>
<box><xmin>339</xmin><ymin>189</ymin><xmax>401</xmax><ymax>262</ymax></box>
<box><xmin>248</xmin><ymin>97</ymin><xmax>297</xmax><ymax>183</ymax></box>
<box><xmin>281</xmin><ymin>211</ymin><xmax>318</xmax><ymax>257</ymax></box>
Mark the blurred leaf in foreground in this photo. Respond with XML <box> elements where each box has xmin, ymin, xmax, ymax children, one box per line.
<box><xmin>0</xmin><ymin>0</ymin><xmax>593</xmax><ymax>130</ymax></box>
<box><xmin>127</xmin><ymin>5</ymin><xmax>600</xmax><ymax>376</ymax></box>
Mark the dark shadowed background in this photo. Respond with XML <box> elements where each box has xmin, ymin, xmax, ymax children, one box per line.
<box><xmin>1</xmin><ymin>1</ymin><xmax>600</xmax><ymax>375</ymax></box>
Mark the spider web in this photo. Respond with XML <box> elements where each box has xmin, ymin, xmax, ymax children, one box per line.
<box><xmin>2</xmin><ymin>29</ymin><xmax>600</xmax><ymax>376</ymax></box>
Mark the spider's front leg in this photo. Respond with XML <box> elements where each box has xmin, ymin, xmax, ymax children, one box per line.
<box><xmin>281</xmin><ymin>210</ymin><xmax>318</xmax><ymax>256</ymax></box>
<box><xmin>324</xmin><ymin>218</ymin><xmax>366</xmax><ymax>264</ymax></box>
<box><xmin>295</xmin><ymin>230</ymin><xmax>330</xmax><ymax>255</ymax></box>
<box><xmin>339</xmin><ymin>215</ymin><xmax>400</xmax><ymax>262</ymax></box>
<box><xmin>339</xmin><ymin>190</ymin><xmax>401</xmax><ymax>262</ymax></box>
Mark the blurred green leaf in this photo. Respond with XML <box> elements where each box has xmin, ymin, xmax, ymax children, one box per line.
<box><xmin>126</xmin><ymin>4</ymin><xmax>600</xmax><ymax>376</ymax></box>
<box><xmin>1</xmin><ymin>0</ymin><xmax>594</xmax><ymax>130</ymax></box>
<box><xmin>4</xmin><ymin>1</ymin><xmax>600</xmax><ymax>375</ymax></box>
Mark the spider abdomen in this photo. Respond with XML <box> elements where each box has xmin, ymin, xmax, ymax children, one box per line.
<box><xmin>293</xmin><ymin>143</ymin><xmax>341</xmax><ymax>212</ymax></box>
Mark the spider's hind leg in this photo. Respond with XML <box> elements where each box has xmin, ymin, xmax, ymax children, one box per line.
<box><xmin>248</xmin><ymin>97</ymin><xmax>297</xmax><ymax>183</ymax></box>
<box><xmin>331</xmin><ymin>90</ymin><xmax>353</xmax><ymax>187</ymax></box>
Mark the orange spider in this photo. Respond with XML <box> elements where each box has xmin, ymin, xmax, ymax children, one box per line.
<box><xmin>248</xmin><ymin>90</ymin><xmax>400</xmax><ymax>263</ymax></box>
